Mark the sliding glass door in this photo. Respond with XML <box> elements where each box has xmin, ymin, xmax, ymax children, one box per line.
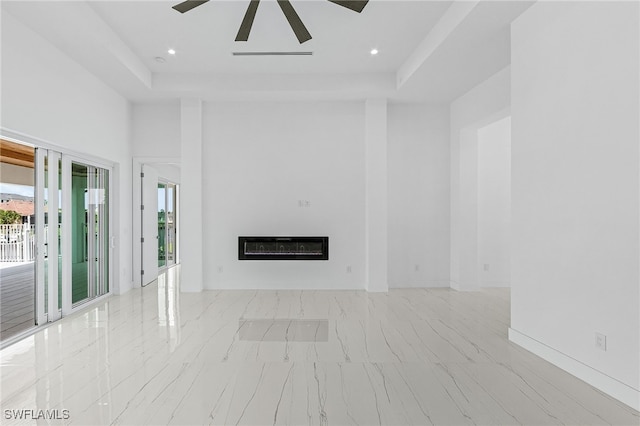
<box><xmin>0</xmin><ymin>143</ymin><xmax>112</xmax><ymax>342</ymax></box>
<box><xmin>65</xmin><ymin>159</ymin><xmax>110</xmax><ymax>307</ymax></box>
<box><xmin>35</xmin><ymin>151</ymin><xmax>111</xmax><ymax>325</ymax></box>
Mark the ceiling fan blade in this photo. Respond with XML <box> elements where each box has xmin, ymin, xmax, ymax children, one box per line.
<box><xmin>235</xmin><ymin>0</ymin><xmax>261</xmax><ymax>42</ymax></box>
<box><xmin>172</xmin><ymin>0</ymin><xmax>209</xmax><ymax>14</ymax></box>
<box><xmin>277</xmin><ymin>0</ymin><xmax>312</xmax><ymax>44</ymax></box>
<box><xmin>327</xmin><ymin>0</ymin><xmax>369</xmax><ymax>13</ymax></box>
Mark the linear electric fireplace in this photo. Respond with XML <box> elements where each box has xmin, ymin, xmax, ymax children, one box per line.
<box><xmin>238</xmin><ymin>236</ymin><xmax>329</xmax><ymax>260</ymax></box>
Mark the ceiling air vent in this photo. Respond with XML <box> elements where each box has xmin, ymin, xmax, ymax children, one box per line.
<box><xmin>232</xmin><ymin>51</ymin><xmax>313</xmax><ymax>56</ymax></box>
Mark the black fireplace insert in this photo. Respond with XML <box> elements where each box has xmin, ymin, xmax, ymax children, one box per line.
<box><xmin>238</xmin><ymin>236</ymin><xmax>329</xmax><ymax>260</ymax></box>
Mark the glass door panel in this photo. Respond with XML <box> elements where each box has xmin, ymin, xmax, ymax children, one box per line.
<box><xmin>56</xmin><ymin>158</ymin><xmax>62</xmax><ymax>311</ymax></box>
<box><xmin>100</xmin><ymin>169</ymin><xmax>109</xmax><ymax>294</ymax></box>
<box><xmin>71</xmin><ymin>163</ymin><xmax>88</xmax><ymax>304</ymax></box>
<box><xmin>70</xmin><ymin>162</ymin><xmax>109</xmax><ymax>306</ymax></box>
<box><xmin>94</xmin><ymin>167</ymin><xmax>109</xmax><ymax>296</ymax></box>
<box><xmin>42</xmin><ymin>153</ymin><xmax>49</xmax><ymax>317</ymax></box>
<box><xmin>158</xmin><ymin>183</ymin><xmax>166</xmax><ymax>268</ymax></box>
<box><xmin>166</xmin><ymin>184</ymin><xmax>176</xmax><ymax>266</ymax></box>
<box><xmin>35</xmin><ymin>148</ymin><xmax>61</xmax><ymax>324</ymax></box>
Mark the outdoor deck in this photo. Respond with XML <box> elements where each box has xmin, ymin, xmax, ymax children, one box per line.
<box><xmin>0</xmin><ymin>262</ymin><xmax>35</xmax><ymax>341</ymax></box>
<box><xmin>0</xmin><ymin>260</ymin><xmax>95</xmax><ymax>343</ymax></box>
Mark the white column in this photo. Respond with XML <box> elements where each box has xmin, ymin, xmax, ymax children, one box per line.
<box><xmin>365</xmin><ymin>99</ymin><xmax>389</xmax><ymax>292</ymax></box>
<box><xmin>179</xmin><ymin>98</ymin><xmax>203</xmax><ymax>292</ymax></box>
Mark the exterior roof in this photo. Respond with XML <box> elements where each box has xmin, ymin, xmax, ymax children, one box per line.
<box><xmin>0</xmin><ymin>200</ymin><xmax>35</xmax><ymax>217</ymax></box>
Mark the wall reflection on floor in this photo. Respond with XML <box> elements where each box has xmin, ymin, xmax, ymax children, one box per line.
<box><xmin>156</xmin><ymin>265</ymin><xmax>180</xmax><ymax>351</ymax></box>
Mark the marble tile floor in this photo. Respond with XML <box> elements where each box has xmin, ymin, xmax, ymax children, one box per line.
<box><xmin>0</xmin><ymin>267</ymin><xmax>638</xmax><ymax>425</ymax></box>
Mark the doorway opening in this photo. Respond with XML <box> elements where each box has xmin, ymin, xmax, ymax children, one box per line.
<box><xmin>158</xmin><ymin>181</ymin><xmax>177</xmax><ymax>269</ymax></box>
<box><xmin>454</xmin><ymin>111</ymin><xmax>511</xmax><ymax>291</ymax></box>
<box><xmin>139</xmin><ymin>162</ymin><xmax>180</xmax><ymax>287</ymax></box>
<box><xmin>0</xmin><ymin>139</ymin><xmax>36</xmax><ymax>341</ymax></box>
<box><xmin>477</xmin><ymin>116</ymin><xmax>511</xmax><ymax>288</ymax></box>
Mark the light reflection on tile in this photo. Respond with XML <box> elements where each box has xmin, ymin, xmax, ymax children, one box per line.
<box><xmin>238</xmin><ymin>319</ymin><xmax>329</xmax><ymax>342</ymax></box>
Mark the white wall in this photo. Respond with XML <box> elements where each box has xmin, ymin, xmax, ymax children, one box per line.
<box><xmin>179</xmin><ymin>99</ymin><xmax>203</xmax><ymax>292</ymax></box>
<box><xmin>202</xmin><ymin>101</ymin><xmax>366</xmax><ymax>289</ymax></box>
<box><xmin>132</xmin><ymin>104</ymin><xmax>181</xmax><ymax>159</ymax></box>
<box><xmin>388</xmin><ymin>104</ymin><xmax>450</xmax><ymax>287</ymax></box>
<box><xmin>364</xmin><ymin>99</ymin><xmax>389</xmax><ymax>292</ymax></box>
<box><xmin>450</xmin><ymin>67</ymin><xmax>510</xmax><ymax>290</ymax></box>
<box><xmin>477</xmin><ymin>116</ymin><xmax>511</xmax><ymax>287</ymax></box>
<box><xmin>510</xmin><ymin>1</ymin><xmax>639</xmax><ymax>409</ymax></box>
<box><xmin>1</xmin><ymin>11</ymin><xmax>133</xmax><ymax>294</ymax></box>
<box><xmin>154</xmin><ymin>165</ymin><xmax>181</xmax><ymax>184</ymax></box>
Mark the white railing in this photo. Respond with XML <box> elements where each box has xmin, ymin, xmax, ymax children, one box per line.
<box><xmin>0</xmin><ymin>224</ymin><xmax>36</xmax><ymax>262</ymax></box>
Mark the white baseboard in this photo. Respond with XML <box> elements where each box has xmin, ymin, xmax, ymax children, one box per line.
<box><xmin>509</xmin><ymin>328</ymin><xmax>640</xmax><ymax>411</ymax></box>
<box><xmin>450</xmin><ymin>281</ymin><xmax>480</xmax><ymax>291</ymax></box>
<box><xmin>389</xmin><ymin>281</ymin><xmax>450</xmax><ymax>289</ymax></box>
<box><xmin>204</xmin><ymin>281</ymin><xmax>365</xmax><ymax>291</ymax></box>
<box><xmin>480</xmin><ymin>281</ymin><xmax>510</xmax><ymax>288</ymax></box>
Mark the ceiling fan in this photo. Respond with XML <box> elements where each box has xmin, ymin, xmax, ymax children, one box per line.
<box><xmin>171</xmin><ymin>0</ymin><xmax>369</xmax><ymax>44</ymax></box>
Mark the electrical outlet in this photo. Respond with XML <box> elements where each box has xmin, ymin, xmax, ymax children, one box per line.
<box><xmin>595</xmin><ymin>332</ymin><xmax>607</xmax><ymax>351</ymax></box>
<box><xmin>346</xmin><ymin>266</ymin><xmax>352</xmax><ymax>273</ymax></box>
<box><xmin>483</xmin><ymin>264</ymin><xmax>490</xmax><ymax>271</ymax></box>
<box><xmin>414</xmin><ymin>264</ymin><xmax>419</xmax><ymax>272</ymax></box>
<box><xmin>217</xmin><ymin>266</ymin><xmax>223</xmax><ymax>274</ymax></box>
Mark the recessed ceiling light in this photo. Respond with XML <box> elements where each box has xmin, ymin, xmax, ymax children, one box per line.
<box><xmin>155</xmin><ymin>56</ymin><xmax>166</xmax><ymax>63</ymax></box>
<box><xmin>168</xmin><ymin>49</ymin><xmax>176</xmax><ymax>55</ymax></box>
<box><xmin>370</xmin><ymin>48</ymin><xmax>379</xmax><ymax>56</ymax></box>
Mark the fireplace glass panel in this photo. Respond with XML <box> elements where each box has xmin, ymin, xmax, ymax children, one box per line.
<box><xmin>238</xmin><ymin>237</ymin><xmax>328</xmax><ymax>260</ymax></box>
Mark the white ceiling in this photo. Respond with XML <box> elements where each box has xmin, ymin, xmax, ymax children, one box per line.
<box><xmin>1</xmin><ymin>0</ymin><xmax>534</xmax><ymax>103</ymax></box>
<box><xmin>90</xmin><ymin>0</ymin><xmax>453</xmax><ymax>74</ymax></box>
